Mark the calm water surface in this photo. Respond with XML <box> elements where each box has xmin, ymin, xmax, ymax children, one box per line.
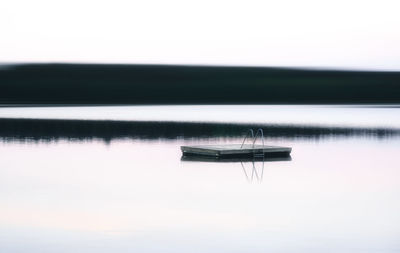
<box><xmin>0</xmin><ymin>106</ymin><xmax>399</xmax><ymax>253</ymax></box>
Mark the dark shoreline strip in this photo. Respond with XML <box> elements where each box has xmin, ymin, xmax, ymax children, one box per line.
<box><xmin>0</xmin><ymin>118</ymin><xmax>398</xmax><ymax>143</ymax></box>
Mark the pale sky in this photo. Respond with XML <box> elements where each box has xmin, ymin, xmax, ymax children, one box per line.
<box><xmin>1</xmin><ymin>0</ymin><xmax>399</xmax><ymax>70</ymax></box>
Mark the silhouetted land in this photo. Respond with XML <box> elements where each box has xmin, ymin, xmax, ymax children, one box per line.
<box><xmin>0</xmin><ymin>118</ymin><xmax>398</xmax><ymax>143</ymax></box>
<box><xmin>1</xmin><ymin>63</ymin><xmax>400</xmax><ymax>105</ymax></box>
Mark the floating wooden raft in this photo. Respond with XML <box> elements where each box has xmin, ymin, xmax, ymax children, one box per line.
<box><xmin>181</xmin><ymin>129</ymin><xmax>291</xmax><ymax>159</ymax></box>
<box><xmin>181</xmin><ymin>147</ymin><xmax>292</xmax><ymax>161</ymax></box>
<box><xmin>181</xmin><ymin>129</ymin><xmax>292</xmax><ymax>159</ymax></box>
<box><xmin>181</xmin><ymin>144</ymin><xmax>291</xmax><ymax>158</ymax></box>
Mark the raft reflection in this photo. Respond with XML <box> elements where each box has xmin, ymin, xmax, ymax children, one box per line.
<box><xmin>181</xmin><ymin>155</ymin><xmax>291</xmax><ymax>183</ymax></box>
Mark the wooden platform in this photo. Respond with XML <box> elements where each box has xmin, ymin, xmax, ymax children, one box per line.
<box><xmin>181</xmin><ymin>144</ymin><xmax>292</xmax><ymax>158</ymax></box>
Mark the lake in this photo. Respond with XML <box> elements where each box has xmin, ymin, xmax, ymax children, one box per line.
<box><xmin>0</xmin><ymin>105</ymin><xmax>399</xmax><ymax>253</ymax></box>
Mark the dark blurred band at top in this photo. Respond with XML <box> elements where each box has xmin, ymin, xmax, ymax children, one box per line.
<box><xmin>1</xmin><ymin>63</ymin><xmax>400</xmax><ymax>105</ymax></box>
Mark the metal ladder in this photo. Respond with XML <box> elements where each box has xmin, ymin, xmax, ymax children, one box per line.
<box><xmin>241</xmin><ymin>128</ymin><xmax>265</xmax><ymax>158</ymax></box>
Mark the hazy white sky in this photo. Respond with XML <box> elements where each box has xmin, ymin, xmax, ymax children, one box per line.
<box><xmin>1</xmin><ymin>0</ymin><xmax>399</xmax><ymax>70</ymax></box>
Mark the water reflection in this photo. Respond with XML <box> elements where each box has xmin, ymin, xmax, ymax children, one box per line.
<box><xmin>241</xmin><ymin>160</ymin><xmax>264</xmax><ymax>183</ymax></box>
<box><xmin>181</xmin><ymin>155</ymin><xmax>291</xmax><ymax>183</ymax></box>
<box><xmin>0</xmin><ymin>118</ymin><xmax>399</xmax><ymax>143</ymax></box>
<box><xmin>1</xmin><ymin>119</ymin><xmax>400</xmax><ymax>252</ymax></box>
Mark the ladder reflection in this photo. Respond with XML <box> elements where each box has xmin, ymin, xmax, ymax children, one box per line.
<box><xmin>181</xmin><ymin>155</ymin><xmax>291</xmax><ymax>183</ymax></box>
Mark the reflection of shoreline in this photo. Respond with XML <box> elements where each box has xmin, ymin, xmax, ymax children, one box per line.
<box><xmin>0</xmin><ymin>117</ymin><xmax>399</xmax><ymax>143</ymax></box>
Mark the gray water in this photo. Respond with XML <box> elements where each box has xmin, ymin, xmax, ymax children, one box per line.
<box><xmin>0</xmin><ymin>106</ymin><xmax>399</xmax><ymax>253</ymax></box>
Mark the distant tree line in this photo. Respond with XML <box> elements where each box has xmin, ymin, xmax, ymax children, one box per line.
<box><xmin>0</xmin><ymin>63</ymin><xmax>400</xmax><ymax>104</ymax></box>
